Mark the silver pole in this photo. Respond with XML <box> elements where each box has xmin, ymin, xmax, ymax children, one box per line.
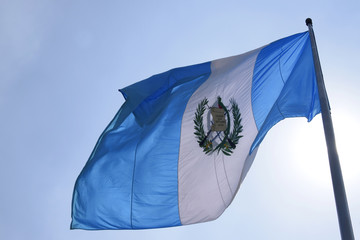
<box><xmin>306</xmin><ymin>18</ymin><xmax>355</xmax><ymax>240</ymax></box>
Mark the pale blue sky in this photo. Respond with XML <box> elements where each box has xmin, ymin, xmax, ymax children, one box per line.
<box><xmin>1</xmin><ymin>0</ymin><xmax>359</xmax><ymax>239</ymax></box>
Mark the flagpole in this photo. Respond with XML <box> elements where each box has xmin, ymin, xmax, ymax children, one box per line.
<box><xmin>306</xmin><ymin>18</ymin><xmax>355</xmax><ymax>240</ymax></box>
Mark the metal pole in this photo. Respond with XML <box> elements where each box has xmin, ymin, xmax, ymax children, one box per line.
<box><xmin>306</xmin><ymin>18</ymin><xmax>355</xmax><ymax>240</ymax></box>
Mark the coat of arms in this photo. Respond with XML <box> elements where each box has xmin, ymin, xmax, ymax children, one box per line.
<box><xmin>194</xmin><ymin>96</ymin><xmax>243</xmax><ymax>156</ymax></box>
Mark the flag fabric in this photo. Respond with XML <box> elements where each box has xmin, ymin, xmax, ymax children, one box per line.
<box><xmin>71</xmin><ymin>31</ymin><xmax>320</xmax><ymax>230</ymax></box>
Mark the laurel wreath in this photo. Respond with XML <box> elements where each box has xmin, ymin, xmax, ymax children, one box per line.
<box><xmin>194</xmin><ymin>97</ymin><xmax>243</xmax><ymax>156</ymax></box>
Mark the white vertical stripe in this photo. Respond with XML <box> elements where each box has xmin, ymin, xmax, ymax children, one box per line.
<box><xmin>178</xmin><ymin>48</ymin><xmax>263</xmax><ymax>225</ymax></box>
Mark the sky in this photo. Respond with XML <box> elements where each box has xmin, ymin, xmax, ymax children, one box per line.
<box><xmin>1</xmin><ymin>0</ymin><xmax>359</xmax><ymax>239</ymax></box>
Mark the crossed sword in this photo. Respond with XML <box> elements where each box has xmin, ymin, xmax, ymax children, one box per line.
<box><xmin>199</xmin><ymin>108</ymin><xmax>236</xmax><ymax>150</ymax></box>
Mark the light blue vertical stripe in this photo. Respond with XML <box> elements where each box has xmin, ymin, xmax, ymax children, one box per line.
<box><xmin>71</xmin><ymin>112</ymin><xmax>141</xmax><ymax>229</ymax></box>
<box><xmin>71</xmin><ymin>62</ymin><xmax>211</xmax><ymax>229</ymax></box>
<box><xmin>251</xmin><ymin>32</ymin><xmax>321</xmax><ymax>153</ymax></box>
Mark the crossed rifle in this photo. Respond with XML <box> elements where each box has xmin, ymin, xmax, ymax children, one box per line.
<box><xmin>199</xmin><ymin>106</ymin><xmax>236</xmax><ymax>150</ymax></box>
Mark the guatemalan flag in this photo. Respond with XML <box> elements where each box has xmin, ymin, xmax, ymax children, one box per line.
<box><xmin>71</xmin><ymin>31</ymin><xmax>321</xmax><ymax>230</ymax></box>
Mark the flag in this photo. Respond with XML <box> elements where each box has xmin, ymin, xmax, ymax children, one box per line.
<box><xmin>71</xmin><ymin>31</ymin><xmax>320</xmax><ymax>230</ymax></box>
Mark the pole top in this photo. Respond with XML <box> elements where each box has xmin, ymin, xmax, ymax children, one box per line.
<box><xmin>306</xmin><ymin>18</ymin><xmax>313</xmax><ymax>26</ymax></box>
